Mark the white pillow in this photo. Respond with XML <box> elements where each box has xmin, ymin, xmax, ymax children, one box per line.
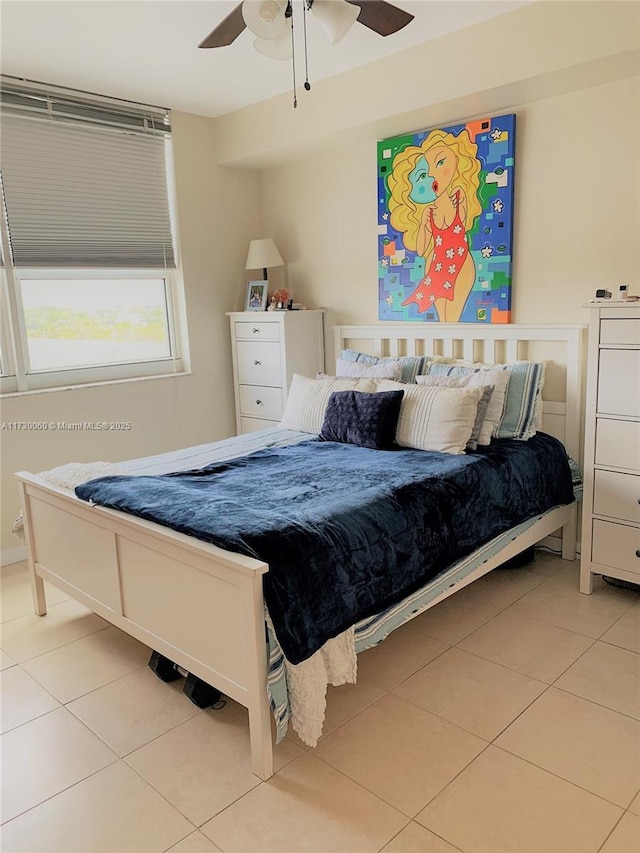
<box><xmin>279</xmin><ymin>374</ymin><xmax>378</xmax><ymax>434</ymax></box>
<box><xmin>417</xmin><ymin>368</ymin><xmax>510</xmax><ymax>445</ymax></box>
<box><xmin>377</xmin><ymin>379</ymin><xmax>483</xmax><ymax>454</ymax></box>
<box><xmin>335</xmin><ymin>357</ymin><xmax>402</xmax><ymax>380</ymax></box>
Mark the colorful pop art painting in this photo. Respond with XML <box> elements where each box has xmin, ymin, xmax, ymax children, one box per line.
<box><xmin>378</xmin><ymin>114</ymin><xmax>516</xmax><ymax>323</ymax></box>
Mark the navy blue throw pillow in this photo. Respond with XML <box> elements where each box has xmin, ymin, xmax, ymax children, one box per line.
<box><xmin>319</xmin><ymin>389</ymin><xmax>404</xmax><ymax>450</ymax></box>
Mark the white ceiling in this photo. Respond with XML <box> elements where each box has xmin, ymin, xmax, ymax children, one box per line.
<box><xmin>1</xmin><ymin>1</ymin><xmax>528</xmax><ymax>117</ymax></box>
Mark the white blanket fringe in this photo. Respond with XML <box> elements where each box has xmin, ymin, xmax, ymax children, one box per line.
<box><xmin>39</xmin><ymin>461</ymin><xmax>132</xmax><ymax>489</ymax></box>
<box><xmin>284</xmin><ymin>628</ymin><xmax>357</xmax><ymax>747</ymax></box>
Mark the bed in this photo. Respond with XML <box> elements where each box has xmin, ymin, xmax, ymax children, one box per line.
<box><xmin>15</xmin><ymin>322</ymin><xmax>585</xmax><ymax>780</ymax></box>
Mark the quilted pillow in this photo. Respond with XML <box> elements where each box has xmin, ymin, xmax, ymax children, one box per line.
<box><xmin>417</xmin><ymin>368</ymin><xmax>509</xmax><ymax>446</ymax></box>
<box><xmin>335</xmin><ymin>358</ymin><xmax>402</xmax><ymax>380</ymax></box>
<box><xmin>424</xmin><ymin>361</ymin><xmax>545</xmax><ymax>440</ymax></box>
<box><xmin>319</xmin><ymin>389</ymin><xmax>404</xmax><ymax>450</ymax></box>
<box><xmin>377</xmin><ymin>380</ymin><xmax>484</xmax><ymax>454</ymax></box>
<box><xmin>279</xmin><ymin>374</ymin><xmax>377</xmax><ymax>434</ymax></box>
<box><xmin>340</xmin><ymin>349</ymin><xmax>425</xmax><ymax>383</ymax></box>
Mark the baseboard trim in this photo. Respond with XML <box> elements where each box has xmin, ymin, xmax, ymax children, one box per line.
<box><xmin>2</xmin><ymin>545</ymin><xmax>27</xmax><ymax>567</ymax></box>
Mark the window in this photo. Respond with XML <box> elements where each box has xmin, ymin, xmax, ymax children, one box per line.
<box><xmin>0</xmin><ymin>76</ymin><xmax>183</xmax><ymax>393</ymax></box>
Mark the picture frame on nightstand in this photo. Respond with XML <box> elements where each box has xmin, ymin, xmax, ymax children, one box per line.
<box><xmin>245</xmin><ymin>281</ymin><xmax>268</xmax><ymax>311</ymax></box>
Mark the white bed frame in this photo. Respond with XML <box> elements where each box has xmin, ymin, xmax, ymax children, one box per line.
<box><xmin>16</xmin><ymin>322</ymin><xmax>585</xmax><ymax>781</ymax></box>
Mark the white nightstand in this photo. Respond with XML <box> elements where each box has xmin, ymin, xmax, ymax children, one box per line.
<box><xmin>227</xmin><ymin>310</ymin><xmax>325</xmax><ymax>434</ymax></box>
<box><xmin>580</xmin><ymin>302</ymin><xmax>640</xmax><ymax>593</ymax></box>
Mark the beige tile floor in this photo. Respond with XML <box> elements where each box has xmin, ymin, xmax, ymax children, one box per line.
<box><xmin>1</xmin><ymin>552</ymin><xmax>639</xmax><ymax>853</ymax></box>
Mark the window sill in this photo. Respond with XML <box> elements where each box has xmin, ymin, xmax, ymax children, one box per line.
<box><xmin>1</xmin><ymin>370</ymin><xmax>192</xmax><ymax>399</ymax></box>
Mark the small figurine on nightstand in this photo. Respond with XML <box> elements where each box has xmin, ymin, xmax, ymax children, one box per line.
<box><xmin>267</xmin><ymin>296</ymin><xmax>277</xmax><ymax>311</ymax></box>
<box><xmin>273</xmin><ymin>288</ymin><xmax>290</xmax><ymax>310</ymax></box>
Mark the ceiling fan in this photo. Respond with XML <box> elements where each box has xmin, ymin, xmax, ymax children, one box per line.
<box><xmin>198</xmin><ymin>1</ymin><xmax>415</xmax><ymax>51</ymax></box>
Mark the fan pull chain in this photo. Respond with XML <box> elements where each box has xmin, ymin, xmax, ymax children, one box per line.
<box><xmin>290</xmin><ymin>3</ymin><xmax>297</xmax><ymax>108</ymax></box>
<box><xmin>302</xmin><ymin>0</ymin><xmax>311</xmax><ymax>92</ymax></box>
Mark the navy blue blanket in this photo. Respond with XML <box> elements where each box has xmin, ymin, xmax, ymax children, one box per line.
<box><xmin>76</xmin><ymin>433</ymin><xmax>575</xmax><ymax>664</ymax></box>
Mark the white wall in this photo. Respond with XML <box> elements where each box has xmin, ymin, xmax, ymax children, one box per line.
<box><xmin>257</xmin><ymin>76</ymin><xmax>639</xmax><ymax>364</ymax></box>
<box><xmin>1</xmin><ymin>111</ymin><xmax>261</xmax><ymax>556</ymax></box>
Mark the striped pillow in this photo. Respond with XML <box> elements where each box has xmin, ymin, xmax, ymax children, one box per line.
<box><xmin>377</xmin><ymin>380</ymin><xmax>483</xmax><ymax>454</ymax></box>
<box><xmin>279</xmin><ymin>374</ymin><xmax>378</xmax><ymax>434</ymax></box>
<box><xmin>417</xmin><ymin>376</ymin><xmax>495</xmax><ymax>450</ymax></box>
<box><xmin>340</xmin><ymin>349</ymin><xmax>425</xmax><ymax>383</ymax></box>
<box><xmin>425</xmin><ymin>361</ymin><xmax>545</xmax><ymax>441</ymax></box>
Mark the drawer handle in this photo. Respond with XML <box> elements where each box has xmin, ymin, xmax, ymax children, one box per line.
<box><xmin>252</xmin><ymin>328</ymin><xmax>260</xmax><ymax>334</ymax></box>
<box><xmin>254</xmin><ymin>359</ymin><xmax>261</xmax><ymax>366</ymax></box>
<box><xmin>256</xmin><ymin>399</ymin><xmax>262</xmax><ymax>406</ymax></box>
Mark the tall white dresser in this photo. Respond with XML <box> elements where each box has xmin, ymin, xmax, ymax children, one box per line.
<box><xmin>580</xmin><ymin>303</ymin><xmax>640</xmax><ymax>593</ymax></box>
<box><xmin>228</xmin><ymin>310</ymin><xmax>325</xmax><ymax>434</ymax></box>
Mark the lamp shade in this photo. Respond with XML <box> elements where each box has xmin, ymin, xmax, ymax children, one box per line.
<box><xmin>245</xmin><ymin>238</ymin><xmax>284</xmax><ymax>271</ymax></box>
<box><xmin>311</xmin><ymin>0</ymin><xmax>359</xmax><ymax>45</ymax></box>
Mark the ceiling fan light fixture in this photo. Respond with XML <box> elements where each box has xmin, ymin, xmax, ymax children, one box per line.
<box><xmin>242</xmin><ymin>0</ymin><xmax>288</xmax><ymax>39</ymax></box>
<box><xmin>253</xmin><ymin>32</ymin><xmax>293</xmax><ymax>60</ymax></box>
<box><xmin>310</xmin><ymin>0</ymin><xmax>359</xmax><ymax>45</ymax></box>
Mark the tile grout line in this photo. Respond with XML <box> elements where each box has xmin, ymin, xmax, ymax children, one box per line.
<box><xmin>0</xmin><ymin>747</ymin><xmax>121</xmax><ymax>828</ymax></box>
<box><xmin>1</xmin><ymin>620</ymin><xmax>112</xmax><ymax>664</ymax></box>
<box><xmin>550</xmin><ymin>684</ymin><xmax>640</xmax><ymax>725</ymax></box>
<box><xmin>0</xmin><ymin>591</ymin><xmax>74</xmax><ymax>626</ymax></box>
<box><xmin>409</xmin><ymin>571</ymin><xmax>551</xmax><ymax>646</ymax></box>
<box><xmin>595</xmin><ymin>811</ymin><xmax>628</xmax><ymax>853</ymax></box>
<box><xmin>373</xmin><ymin>820</ymin><xmax>466</xmax><ymax>853</ymax></box>
<box><xmin>19</xmin><ymin>655</ymin><xmax>149</xmax><ymax>707</ymax></box>
<box><xmin>498</xmin><ymin>597</ymin><xmax>638</xmax><ymax>642</ymax></box>
<box><xmin>490</xmin><ymin>740</ymin><xmax>632</xmax><ymax>812</ymax></box>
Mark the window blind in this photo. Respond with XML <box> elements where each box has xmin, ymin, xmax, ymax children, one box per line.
<box><xmin>0</xmin><ymin>76</ymin><xmax>176</xmax><ymax>269</ymax></box>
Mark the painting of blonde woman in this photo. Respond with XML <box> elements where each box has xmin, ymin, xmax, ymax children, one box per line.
<box><xmin>378</xmin><ymin>114</ymin><xmax>516</xmax><ymax>323</ymax></box>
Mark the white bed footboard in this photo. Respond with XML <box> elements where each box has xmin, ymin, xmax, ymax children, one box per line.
<box><xmin>16</xmin><ymin>474</ymin><xmax>274</xmax><ymax>781</ymax></box>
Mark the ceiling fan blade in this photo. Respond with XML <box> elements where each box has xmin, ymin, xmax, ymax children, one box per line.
<box><xmin>345</xmin><ymin>1</ymin><xmax>414</xmax><ymax>37</ymax></box>
<box><xmin>198</xmin><ymin>2</ymin><xmax>247</xmax><ymax>48</ymax></box>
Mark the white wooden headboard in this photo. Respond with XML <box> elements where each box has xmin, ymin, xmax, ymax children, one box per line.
<box><xmin>333</xmin><ymin>323</ymin><xmax>586</xmax><ymax>463</ymax></box>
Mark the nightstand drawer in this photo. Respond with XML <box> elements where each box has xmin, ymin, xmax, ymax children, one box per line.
<box><xmin>234</xmin><ymin>321</ymin><xmax>281</xmax><ymax>341</ymax></box>
<box><xmin>239</xmin><ymin>385</ymin><xmax>283</xmax><ymax>420</ymax></box>
<box><xmin>600</xmin><ymin>318</ymin><xmax>640</xmax><ymax>346</ymax></box>
<box><xmin>236</xmin><ymin>341</ymin><xmax>282</xmax><ymax>386</ymax></box>
<box><xmin>240</xmin><ymin>416</ymin><xmax>278</xmax><ymax>433</ymax></box>
<box><xmin>592</xmin><ymin>519</ymin><xmax>640</xmax><ymax>577</ymax></box>
<box><xmin>597</xmin><ymin>349</ymin><xmax>640</xmax><ymax>417</ymax></box>
<box><xmin>595</xmin><ymin>419</ymin><xmax>640</xmax><ymax>471</ymax></box>
<box><xmin>594</xmin><ymin>470</ymin><xmax>640</xmax><ymax>524</ymax></box>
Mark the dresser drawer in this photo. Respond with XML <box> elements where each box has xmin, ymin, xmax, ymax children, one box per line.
<box><xmin>594</xmin><ymin>470</ymin><xmax>640</xmax><ymax>524</ymax></box>
<box><xmin>238</xmin><ymin>385</ymin><xmax>284</xmax><ymax>420</ymax></box>
<box><xmin>240</xmin><ymin>416</ymin><xmax>278</xmax><ymax>434</ymax></box>
<box><xmin>592</xmin><ymin>519</ymin><xmax>640</xmax><ymax>577</ymax></box>
<box><xmin>236</xmin><ymin>341</ymin><xmax>282</xmax><ymax>386</ymax></box>
<box><xmin>597</xmin><ymin>349</ymin><xmax>640</xmax><ymax>417</ymax></box>
<box><xmin>600</xmin><ymin>318</ymin><xmax>640</xmax><ymax>346</ymax></box>
<box><xmin>595</xmin><ymin>419</ymin><xmax>640</xmax><ymax>471</ymax></box>
<box><xmin>234</xmin><ymin>321</ymin><xmax>281</xmax><ymax>341</ymax></box>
